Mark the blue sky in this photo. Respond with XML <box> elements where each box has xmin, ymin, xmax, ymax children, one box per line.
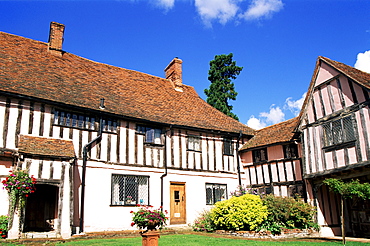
<box><xmin>1</xmin><ymin>0</ymin><xmax>369</xmax><ymax>129</ymax></box>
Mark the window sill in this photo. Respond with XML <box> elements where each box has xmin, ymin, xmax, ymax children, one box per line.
<box><xmin>253</xmin><ymin>160</ymin><xmax>268</xmax><ymax>165</ymax></box>
<box><xmin>110</xmin><ymin>204</ymin><xmax>140</xmax><ymax>207</ymax></box>
<box><xmin>187</xmin><ymin>149</ymin><xmax>201</xmax><ymax>153</ymax></box>
<box><xmin>52</xmin><ymin>124</ymin><xmax>118</xmax><ymax>134</ymax></box>
<box><xmin>323</xmin><ymin>140</ymin><xmax>356</xmax><ymax>152</ymax></box>
<box><xmin>144</xmin><ymin>142</ymin><xmax>164</xmax><ymax>147</ymax></box>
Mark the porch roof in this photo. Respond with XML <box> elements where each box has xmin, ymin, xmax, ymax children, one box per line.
<box><xmin>18</xmin><ymin>135</ymin><xmax>75</xmax><ymax>159</ymax></box>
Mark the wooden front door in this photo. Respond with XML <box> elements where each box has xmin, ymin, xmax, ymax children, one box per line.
<box><xmin>170</xmin><ymin>183</ymin><xmax>186</xmax><ymax>224</ymax></box>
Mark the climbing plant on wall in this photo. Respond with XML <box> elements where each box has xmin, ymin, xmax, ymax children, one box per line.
<box><xmin>323</xmin><ymin>178</ymin><xmax>370</xmax><ymax>245</ymax></box>
<box><xmin>2</xmin><ymin>170</ymin><xmax>37</xmax><ymax>229</ymax></box>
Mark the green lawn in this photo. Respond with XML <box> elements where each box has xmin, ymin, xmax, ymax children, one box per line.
<box><xmin>1</xmin><ymin>234</ymin><xmax>370</xmax><ymax>246</ymax></box>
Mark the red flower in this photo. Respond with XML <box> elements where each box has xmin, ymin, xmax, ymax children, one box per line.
<box><xmin>25</xmin><ymin>194</ymin><xmax>29</xmax><ymax>197</ymax></box>
<box><xmin>131</xmin><ymin>222</ymin><xmax>135</xmax><ymax>227</ymax></box>
<box><xmin>1</xmin><ymin>234</ymin><xmax>5</xmax><ymax>238</ymax></box>
<box><xmin>130</xmin><ymin>211</ymin><xmax>134</xmax><ymax>213</ymax></box>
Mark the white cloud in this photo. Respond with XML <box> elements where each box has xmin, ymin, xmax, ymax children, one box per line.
<box><xmin>246</xmin><ymin>93</ymin><xmax>305</xmax><ymax>130</ymax></box>
<box><xmin>194</xmin><ymin>0</ymin><xmax>240</xmax><ymax>27</ymax></box>
<box><xmin>260</xmin><ymin>105</ymin><xmax>285</xmax><ymax>124</ymax></box>
<box><xmin>354</xmin><ymin>50</ymin><xmax>370</xmax><ymax>73</ymax></box>
<box><xmin>246</xmin><ymin>105</ymin><xmax>285</xmax><ymax>130</ymax></box>
<box><xmin>247</xmin><ymin>115</ymin><xmax>266</xmax><ymax>130</ymax></box>
<box><xmin>284</xmin><ymin>92</ymin><xmax>306</xmax><ymax>116</ymax></box>
<box><xmin>149</xmin><ymin>0</ymin><xmax>284</xmax><ymax>26</ymax></box>
<box><xmin>154</xmin><ymin>0</ymin><xmax>175</xmax><ymax>10</ymax></box>
<box><xmin>239</xmin><ymin>0</ymin><xmax>283</xmax><ymax>20</ymax></box>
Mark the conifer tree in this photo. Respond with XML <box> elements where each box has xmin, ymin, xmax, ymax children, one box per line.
<box><xmin>204</xmin><ymin>53</ymin><xmax>243</xmax><ymax>121</ymax></box>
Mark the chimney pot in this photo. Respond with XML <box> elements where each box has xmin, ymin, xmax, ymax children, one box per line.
<box><xmin>48</xmin><ymin>22</ymin><xmax>65</xmax><ymax>56</ymax></box>
<box><xmin>164</xmin><ymin>58</ymin><xmax>183</xmax><ymax>91</ymax></box>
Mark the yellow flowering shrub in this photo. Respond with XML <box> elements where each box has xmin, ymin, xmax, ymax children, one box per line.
<box><xmin>210</xmin><ymin>194</ymin><xmax>268</xmax><ymax>231</ymax></box>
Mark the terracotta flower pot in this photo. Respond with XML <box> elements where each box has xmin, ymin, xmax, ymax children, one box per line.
<box><xmin>141</xmin><ymin>230</ymin><xmax>160</xmax><ymax>246</ymax></box>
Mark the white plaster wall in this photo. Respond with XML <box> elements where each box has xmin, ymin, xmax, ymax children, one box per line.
<box><xmin>80</xmin><ymin>161</ymin><xmax>239</xmax><ymax>232</ymax></box>
<box><xmin>6</xmin><ymin>99</ymin><xmax>18</xmax><ymax>149</ymax></box>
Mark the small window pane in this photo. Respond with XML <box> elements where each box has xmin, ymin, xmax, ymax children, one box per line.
<box><xmin>53</xmin><ymin>111</ymin><xmax>59</xmax><ymax>125</ymax></box>
<box><xmin>188</xmin><ymin>136</ymin><xmax>201</xmax><ymax>151</ymax></box>
<box><xmin>90</xmin><ymin>118</ymin><xmax>95</xmax><ymax>130</ymax></box>
<box><xmin>78</xmin><ymin>115</ymin><xmax>84</xmax><ymax>128</ymax></box>
<box><xmin>223</xmin><ymin>138</ymin><xmax>233</xmax><ymax>155</ymax></box>
<box><xmin>206</xmin><ymin>183</ymin><xmax>227</xmax><ymax>205</ymax></box>
<box><xmin>60</xmin><ymin>112</ymin><xmax>65</xmax><ymax>125</ymax></box>
<box><xmin>65</xmin><ymin>113</ymin><xmax>71</xmax><ymax>126</ymax></box>
<box><xmin>323</xmin><ymin>116</ymin><xmax>355</xmax><ymax>147</ymax></box>
<box><xmin>111</xmin><ymin>175</ymin><xmax>149</xmax><ymax>206</ymax></box>
<box><xmin>72</xmin><ymin>114</ymin><xmax>78</xmax><ymax>127</ymax></box>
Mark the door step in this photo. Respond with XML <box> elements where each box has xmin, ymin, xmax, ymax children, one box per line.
<box><xmin>22</xmin><ymin>231</ymin><xmax>60</xmax><ymax>239</ymax></box>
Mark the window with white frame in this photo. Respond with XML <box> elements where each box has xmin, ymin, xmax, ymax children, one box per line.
<box><xmin>111</xmin><ymin>174</ymin><xmax>149</xmax><ymax>206</ymax></box>
<box><xmin>223</xmin><ymin>138</ymin><xmax>233</xmax><ymax>155</ymax></box>
<box><xmin>188</xmin><ymin>136</ymin><xmax>201</xmax><ymax>151</ymax></box>
<box><xmin>137</xmin><ymin>125</ymin><xmax>162</xmax><ymax>144</ymax></box>
<box><xmin>206</xmin><ymin>183</ymin><xmax>227</xmax><ymax>205</ymax></box>
<box><xmin>322</xmin><ymin>116</ymin><xmax>356</xmax><ymax>148</ymax></box>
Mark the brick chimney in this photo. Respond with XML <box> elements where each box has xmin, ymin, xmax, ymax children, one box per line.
<box><xmin>48</xmin><ymin>22</ymin><xmax>65</xmax><ymax>56</ymax></box>
<box><xmin>164</xmin><ymin>57</ymin><xmax>183</xmax><ymax>91</ymax></box>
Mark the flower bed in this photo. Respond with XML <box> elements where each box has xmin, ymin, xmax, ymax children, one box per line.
<box><xmin>215</xmin><ymin>228</ymin><xmax>318</xmax><ymax>239</ymax></box>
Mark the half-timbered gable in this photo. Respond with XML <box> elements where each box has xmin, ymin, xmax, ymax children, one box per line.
<box><xmin>240</xmin><ymin>118</ymin><xmax>304</xmax><ymax>198</ymax></box>
<box><xmin>0</xmin><ymin>23</ymin><xmax>254</xmax><ymax>238</ymax></box>
<box><xmin>297</xmin><ymin>56</ymin><xmax>370</xmax><ymax>237</ymax></box>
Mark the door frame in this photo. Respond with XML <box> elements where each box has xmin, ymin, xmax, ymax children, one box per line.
<box><xmin>169</xmin><ymin>182</ymin><xmax>186</xmax><ymax>225</ymax></box>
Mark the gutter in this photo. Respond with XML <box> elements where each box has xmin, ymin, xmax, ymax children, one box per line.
<box><xmin>79</xmin><ymin>100</ymin><xmax>104</xmax><ymax>233</ymax></box>
<box><xmin>160</xmin><ymin>125</ymin><xmax>172</xmax><ymax>212</ymax></box>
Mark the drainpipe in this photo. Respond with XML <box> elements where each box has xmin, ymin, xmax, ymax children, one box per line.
<box><xmin>79</xmin><ymin>100</ymin><xmax>104</xmax><ymax>233</ymax></box>
<box><xmin>236</xmin><ymin>131</ymin><xmax>243</xmax><ymax>186</ymax></box>
<box><xmin>160</xmin><ymin>125</ymin><xmax>172</xmax><ymax>212</ymax></box>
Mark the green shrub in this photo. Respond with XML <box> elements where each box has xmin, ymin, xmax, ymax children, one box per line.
<box><xmin>210</xmin><ymin>194</ymin><xmax>268</xmax><ymax>231</ymax></box>
<box><xmin>0</xmin><ymin>215</ymin><xmax>8</xmax><ymax>239</ymax></box>
<box><xmin>259</xmin><ymin>194</ymin><xmax>318</xmax><ymax>234</ymax></box>
<box><xmin>191</xmin><ymin>210</ymin><xmax>215</xmax><ymax>232</ymax></box>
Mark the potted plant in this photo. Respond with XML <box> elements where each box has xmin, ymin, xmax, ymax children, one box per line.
<box><xmin>130</xmin><ymin>205</ymin><xmax>168</xmax><ymax>246</ymax></box>
<box><xmin>130</xmin><ymin>205</ymin><xmax>168</xmax><ymax>231</ymax></box>
<box><xmin>126</xmin><ymin>196</ymin><xmax>133</xmax><ymax>204</ymax></box>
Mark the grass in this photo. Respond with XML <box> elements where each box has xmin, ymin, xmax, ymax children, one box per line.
<box><xmin>1</xmin><ymin>234</ymin><xmax>370</xmax><ymax>246</ymax></box>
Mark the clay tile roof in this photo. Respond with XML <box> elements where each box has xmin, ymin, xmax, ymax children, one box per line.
<box><xmin>319</xmin><ymin>56</ymin><xmax>370</xmax><ymax>89</ymax></box>
<box><xmin>296</xmin><ymin>56</ymin><xmax>370</xmax><ymax>128</ymax></box>
<box><xmin>18</xmin><ymin>135</ymin><xmax>75</xmax><ymax>158</ymax></box>
<box><xmin>0</xmin><ymin>31</ymin><xmax>254</xmax><ymax>136</ymax></box>
<box><xmin>240</xmin><ymin>117</ymin><xmax>299</xmax><ymax>151</ymax></box>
